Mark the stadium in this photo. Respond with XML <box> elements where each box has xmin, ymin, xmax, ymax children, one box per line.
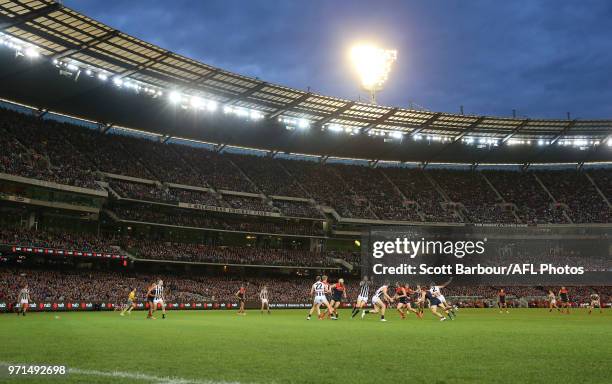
<box><xmin>0</xmin><ymin>1</ymin><xmax>610</xmax><ymax>383</ymax></box>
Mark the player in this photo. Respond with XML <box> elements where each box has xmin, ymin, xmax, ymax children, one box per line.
<box><xmin>259</xmin><ymin>285</ymin><xmax>270</xmax><ymax>314</ymax></box>
<box><xmin>402</xmin><ymin>284</ymin><xmax>423</xmax><ymax>318</ymax></box>
<box><xmin>547</xmin><ymin>290</ymin><xmax>559</xmax><ymax>312</ymax></box>
<box><xmin>498</xmin><ymin>288</ymin><xmax>509</xmax><ymax>314</ymax></box>
<box><xmin>421</xmin><ymin>285</ymin><xmax>448</xmax><ymax>322</ymax></box>
<box><xmin>235</xmin><ymin>284</ymin><xmax>247</xmax><ymax>315</ymax></box>
<box><xmin>351</xmin><ymin>276</ymin><xmax>370</xmax><ymax>318</ymax></box>
<box><xmin>394</xmin><ymin>282</ymin><xmax>409</xmax><ymax>319</ymax></box>
<box><xmin>307</xmin><ymin>275</ymin><xmax>333</xmax><ymax>320</ymax></box>
<box><xmin>120</xmin><ymin>288</ymin><xmax>137</xmax><ymax>316</ymax></box>
<box><xmin>588</xmin><ymin>290</ymin><xmax>603</xmax><ymax>315</ymax></box>
<box><xmin>558</xmin><ymin>286</ymin><xmax>570</xmax><ymax>314</ymax></box>
<box><xmin>146</xmin><ymin>282</ymin><xmax>156</xmax><ymax>319</ymax></box>
<box><xmin>17</xmin><ymin>284</ymin><xmax>30</xmax><ymax>317</ymax></box>
<box><xmin>153</xmin><ymin>279</ymin><xmax>167</xmax><ymax>319</ymax></box>
<box><xmin>328</xmin><ymin>278</ymin><xmax>347</xmax><ymax>320</ymax></box>
<box><xmin>430</xmin><ymin>282</ymin><xmax>456</xmax><ymax>319</ymax></box>
<box><xmin>415</xmin><ymin>285</ymin><xmax>425</xmax><ymax>316</ymax></box>
<box><xmin>362</xmin><ymin>281</ymin><xmax>393</xmax><ymax>322</ymax></box>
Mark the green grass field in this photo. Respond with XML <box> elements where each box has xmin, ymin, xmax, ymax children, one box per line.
<box><xmin>0</xmin><ymin>308</ymin><xmax>610</xmax><ymax>384</ymax></box>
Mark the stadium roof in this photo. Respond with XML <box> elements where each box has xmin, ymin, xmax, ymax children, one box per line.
<box><xmin>1</xmin><ymin>0</ymin><xmax>611</xmax><ymax>165</ymax></box>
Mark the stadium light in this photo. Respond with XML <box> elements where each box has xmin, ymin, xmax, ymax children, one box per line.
<box><xmin>297</xmin><ymin>118</ymin><xmax>309</xmax><ymax>129</ymax></box>
<box><xmin>190</xmin><ymin>96</ymin><xmax>204</xmax><ymax>109</ymax></box>
<box><xmin>24</xmin><ymin>47</ymin><xmax>39</xmax><ymax>58</ymax></box>
<box><xmin>169</xmin><ymin>91</ymin><xmax>182</xmax><ymax>104</ymax></box>
<box><xmin>206</xmin><ymin>100</ymin><xmax>218</xmax><ymax>112</ymax></box>
<box><xmin>350</xmin><ymin>43</ymin><xmax>397</xmax><ymax>104</ymax></box>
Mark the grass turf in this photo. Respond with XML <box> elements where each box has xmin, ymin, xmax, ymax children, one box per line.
<box><xmin>0</xmin><ymin>308</ymin><xmax>610</xmax><ymax>384</ymax></box>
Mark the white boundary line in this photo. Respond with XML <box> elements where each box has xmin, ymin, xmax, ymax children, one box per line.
<box><xmin>0</xmin><ymin>362</ymin><xmax>244</xmax><ymax>384</ymax></box>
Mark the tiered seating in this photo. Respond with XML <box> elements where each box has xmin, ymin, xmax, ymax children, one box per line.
<box><xmin>111</xmin><ymin>204</ymin><xmax>325</xmax><ymax>236</ymax></box>
<box><xmin>0</xmin><ymin>109</ymin><xmax>99</xmax><ymax>189</ymax></box>
<box><xmin>273</xmin><ymin>200</ymin><xmax>324</xmax><ymax>218</ymax></box>
<box><xmin>0</xmin><ymin>228</ymin><xmax>123</xmax><ymax>254</ymax></box>
<box><xmin>332</xmin><ymin>164</ymin><xmax>421</xmax><ymax>221</ymax></box>
<box><xmin>0</xmin><ymin>107</ymin><xmax>610</xmax><ymax>224</ymax></box>
<box><xmin>178</xmin><ymin>146</ymin><xmax>258</xmax><ymax>193</ymax></box>
<box><xmin>227</xmin><ymin>153</ymin><xmax>306</xmax><ymax>197</ymax></box>
<box><xmin>280</xmin><ymin>160</ymin><xmax>376</xmax><ymax>219</ymax></box>
<box><xmin>536</xmin><ymin>171</ymin><xmax>610</xmax><ymax>223</ymax></box>
<box><xmin>381</xmin><ymin>168</ymin><xmax>458</xmax><ymax>222</ymax></box>
<box><xmin>429</xmin><ymin>170</ymin><xmax>517</xmax><ymax>224</ymax></box>
<box><xmin>484</xmin><ymin>171</ymin><xmax>569</xmax><ymax>224</ymax></box>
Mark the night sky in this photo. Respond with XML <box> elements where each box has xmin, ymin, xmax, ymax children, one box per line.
<box><xmin>63</xmin><ymin>0</ymin><xmax>612</xmax><ymax>119</ymax></box>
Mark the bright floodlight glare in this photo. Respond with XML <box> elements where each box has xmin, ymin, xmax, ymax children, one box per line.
<box><xmin>169</xmin><ymin>91</ymin><xmax>182</xmax><ymax>104</ymax></box>
<box><xmin>206</xmin><ymin>100</ymin><xmax>218</xmax><ymax>112</ymax></box>
<box><xmin>350</xmin><ymin>43</ymin><xmax>397</xmax><ymax>104</ymax></box>
<box><xmin>190</xmin><ymin>96</ymin><xmax>203</xmax><ymax>109</ymax></box>
<box><xmin>24</xmin><ymin>47</ymin><xmax>39</xmax><ymax>58</ymax></box>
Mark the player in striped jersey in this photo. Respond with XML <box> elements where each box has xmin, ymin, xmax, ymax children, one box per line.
<box><xmin>153</xmin><ymin>279</ymin><xmax>167</xmax><ymax>319</ymax></box>
<box><xmin>259</xmin><ymin>285</ymin><xmax>270</xmax><ymax>314</ymax></box>
<box><xmin>17</xmin><ymin>285</ymin><xmax>30</xmax><ymax>317</ymax></box>
<box><xmin>306</xmin><ymin>275</ymin><xmax>333</xmax><ymax>320</ymax></box>
<box><xmin>362</xmin><ymin>282</ymin><xmax>393</xmax><ymax>322</ymax></box>
<box><xmin>588</xmin><ymin>290</ymin><xmax>603</xmax><ymax>314</ymax></box>
<box><xmin>351</xmin><ymin>276</ymin><xmax>370</xmax><ymax>318</ymax></box>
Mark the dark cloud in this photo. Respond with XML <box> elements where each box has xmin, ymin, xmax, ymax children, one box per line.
<box><xmin>64</xmin><ymin>0</ymin><xmax>612</xmax><ymax>118</ymax></box>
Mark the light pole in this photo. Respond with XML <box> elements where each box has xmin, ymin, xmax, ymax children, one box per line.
<box><xmin>350</xmin><ymin>44</ymin><xmax>397</xmax><ymax>104</ymax></box>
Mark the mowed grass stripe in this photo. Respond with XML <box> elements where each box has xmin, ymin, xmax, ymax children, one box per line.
<box><xmin>0</xmin><ymin>309</ymin><xmax>610</xmax><ymax>384</ymax></box>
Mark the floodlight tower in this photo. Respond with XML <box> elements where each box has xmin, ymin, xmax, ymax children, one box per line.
<box><xmin>350</xmin><ymin>44</ymin><xmax>397</xmax><ymax>104</ymax></box>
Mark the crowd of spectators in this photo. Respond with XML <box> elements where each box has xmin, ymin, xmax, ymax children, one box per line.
<box><xmin>111</xmin><ymin>180</ymin><xmax>280</xmax><ymax>214</ymax></box>
<box><xmin>110</xmin><ymin>179</ymin><xmax>175</xmax><ymax>203</ymax></box>
<box><xmin>381</xmin><ymin>167</ymin><xmax>460</xmax><ymax>222</ymax></box>
<box><xmin>111</xmin><ymin>204</ymin><xmax>325</xmax><ymax>236</ymax></box>
<box><xmin>483</xmin><ymin>170</ymin><xmax>570</xmax><ymax>224</ymax></box>
<box><xmin>1</xmin><ymin>107</ymin><xmax>610</xmax><ymax>224</ymax></box>
<box><xmin>125</xmin><ymin>240</ymin><xmax>337</xmax><ymax>267</ymax></box>
<box><xmin>280</xmin><ymin>159</ymin><xmax>377</xmax><ymax>219</ymax></box>
<box><xmin>536</xmin><ymin>171</ymin><xmax>611</xmax><ymax>223</ymax></box>
<box><xmin>589</xmin><ymin>169</ymin><xmax>611</xmax><ymax>203</ymax></box>
<box><xmin>0</xmin><ymin>109</ymin><xmax>99</xmax><ymax>189</ymax></box>
<box><xmin>177</xmin><ymin>145</ymin><xmax>259</xmax><ymax>193</ymax></box>
<box><xmin>331</xmin><ymin>163</ymin><xmax>422</xmax><ymax>221</ymax></box>
<box><xmin>1</xmin><ymin>268</ymin><xmax>608</xmax><ymax>306</ymax></box>
<box><xmin>429</xmin><ymin>169</ymin><xmax>519</xmax><ymax>224</ymax></box>
<box><xmin>0</xmin><ymin>228</ymin><xmax>123</xmax><ymax>254</ymax></box>
<box><xmin>272</xmin><ymin>200</ymin><xmax>324</xmax><ymax>218</ymax></box>
<box><xmin>227</xmin><ymin>153</ymin><xmax>306</xmax><ymax>197</ymax></box>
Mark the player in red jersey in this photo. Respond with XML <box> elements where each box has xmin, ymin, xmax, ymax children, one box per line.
<box><xmin>328</xmin><ymin>278</ymin><xmax>347</xmax><ymax>320</ymax></box>
<box><xmin>498</xmin><ymin>288</ymin><xmax>509</xmax><ymax>314</ymax></box>
<box><xmin>394</xmin><ymin>282</ymin><xmax>408</xmax><ymax>319</ymax></box>
<box><xmin>235</xmin><ymin>284</ymin><xmax>247</xmax><ymax>315</ymax></box>
<box><xmin>403</xmin><ymin>284</ymin><xmax>423</xmax><ymax>318</ymax></box>
<box><xmin>558</xmin><ymin>287</ymin><xmax>570</xmax><ymax>314</ymax></box>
